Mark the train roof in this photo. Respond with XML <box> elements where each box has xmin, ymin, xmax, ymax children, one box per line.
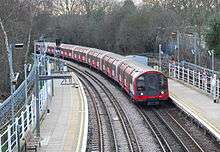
<box><xmin>107</xmin><ymin>52</ymin><xmax>126</xmax><ymax>60</ymax></box>
<box><xmin>123</xmin><ymin>58</ymin><xmax>158</xmax><ymax>72</ymax></box>
<box><xmin>90</xmin><ymin>48</ymin><xmax>109</xmax><ymax>54</ymax></box>
<box><xmin>42</xmin><ymin>42</ymin><xmax>160</xmax><ymax>73</ymax></box>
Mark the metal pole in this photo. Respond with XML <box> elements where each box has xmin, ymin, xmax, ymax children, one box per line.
<box><xmin>24</xmin><ymin>64</ymin><xmax>27</xmax><ymax>105</ymax></box>
<box><xmin>8</xmin><ymin>44</ymin><xmax>16</xmax><ymax>123</ymax></box>
<box><xmin>212</xmin><ymin>50</ymin><xmax>214</xmax><ymax>72</ymax></box>
<box><xmin>52</xmin><ymin>79</ymin><xmax>54</xmax><ymax>96</ymax></box>
<box><xmin>16</xmin><ymin>120</ymin><xmax>20</xmax><ymax>152</ymax></box>
<box><xmin>194</xmin><ymin>33</ymin><xmax>197</xmax><ymax>64</ymax></box>
<box><xmin>177</xmin><ymin>30</ymin><xmax>180</xmax><ymax>63</ymax></box>
<box><xmin>35</xmin><ymin>44</ymin><xmax>40</xmax><ymax>138</ymax></box>
<box><xmin>159</xmin><ymin>44</ymin><xmax>162</xmax><ymax>71</ymax></box>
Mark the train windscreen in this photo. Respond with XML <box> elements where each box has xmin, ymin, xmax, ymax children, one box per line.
<box><xmin>136</xmin><ymin>73</ymin><xmax>167</xmax><ymax>96</ymax></box>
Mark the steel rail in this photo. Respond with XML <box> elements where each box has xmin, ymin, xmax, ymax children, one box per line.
<box><xmin>69</xmin><ymin>66</ymin><xmax>118</xmax><ymax>152</ymax></box>
<box><xmin>79</xmin><ymin>79</ymin><xmax>104</xmax><ymax>152</ymax></box>
<box><xmin>68</xmin><ymin>64</ymin><xmax>141</xmax><ymax>152</ymax></box>
<box><xmin>136</xmin><ymin>107</ymin><xmax>172</xmax><ymax>152</ymax></box>
<box><xmin>165</xmin><ymin>111</ymin><xmax>205</xmax><ymax>152</ymax></box>
<box><xmin>83</xmin><ymin>70</ymin><xmax>142</xmax><ymax>152</ymax></box>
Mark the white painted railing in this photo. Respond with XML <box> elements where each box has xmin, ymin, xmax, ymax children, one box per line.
<box><xmin>169</xmin><ymin>63</ymin><xmax>220</xmax><ymax>101</ymax></box>
<box><xmin>0</xmin><ymin>84</ymin><xmax>49</xmax><ymax>152</ymax></box>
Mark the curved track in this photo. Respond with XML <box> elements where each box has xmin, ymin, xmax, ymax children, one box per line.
<box><xmin>80</xmin><ymin>77</ymin><xmax>117</xmax><ymax>152</ymax></box>
<box><xmin>68</xmin><ymin>64</ymin><xmax>142</xmax><ymax>152</ymax></box>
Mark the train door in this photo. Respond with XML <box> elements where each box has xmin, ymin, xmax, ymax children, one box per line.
<box><xmin>112</xmin><ymin>60</ymin><xmax>118</xmax><ymax>80</ymax></box>
<box><xmin>93</xmin><ymin>53</ymin><xmax>99</xmax><ymax>68</ymax></box>
<box><xmin>102</xmin><ymin>56</ymin><xmax>109</xmax><ymax>74</ymax></box>
<box><xmin>107</xmin><ymin>57</ymin><xmax>114</xmax><ymax>77</ymax></box>
<box><xmin>97</xmin><ymin>53</ymin><xmax>103</xmax><ymax>70</ymax></box>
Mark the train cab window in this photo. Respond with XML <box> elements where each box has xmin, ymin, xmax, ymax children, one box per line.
<box><xmin>137</xmin><ymin>80</ymin><xmax>145</xmax><ymax>91</ymax></box>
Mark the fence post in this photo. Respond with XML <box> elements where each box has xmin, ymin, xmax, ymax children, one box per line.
<box><xmin>21</xmin><ymin>112</ymin><xmax>25</xmax><ymax>137</ymax></box>
<box><xmin>174</xmin><ymin>65</ymin><xmax>176</xmax><ymax>78</ymax></box>
<box><xmin>182</xmin><ymin>67</ymin><xmax>185</xmax><ymax>81</ymax></box>
<box><xmin>205</xmin><ymin>78</ymin><xmax>208</xmax><ymax>92</ymax></box>
<box><xmin>26</xmin><ymin>104</ymin><xmax>30</xmax><ymax>128</ymax></box>
<box><xmin>187</xmin><ymin>68</ymin><xmax>190</xmax><ymax>84</ymax></box>
<box><xmin>193</xmin><ymin>70</ymin><xmax>195</xmax><ymax>86</ymax></box>
<box><xmin>177</xmin><ymin>65</ymin><xmax>180</xmax><ymax>79</ymax></box>
<box><xmin>198</xmin><ymin>72</ymin><xmax>201</xmax><ymax>89</ymax></box>
<box><xmin>7</xmin><ymin>125</ymin><xmax>12</xmax><ymax>152</ymax></box>
<box><xmin>217</xmin><ymin>79</ymin><xmax>220</xmax><ymax>100</ymax></box>
<box><xmin>15</xmin><ymin>118</ymin><xmax>20</xmax><ymax>152</ymax></box>
<box><xmin>31</xmin><ymin>96</ymin><xmax>35</xmax><ymax>127</ymax></box>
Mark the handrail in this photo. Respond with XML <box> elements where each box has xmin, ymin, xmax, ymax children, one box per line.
<box><xmin>0</xmin><ymin>62</ymin><xmax>36</xmax><ymax>127</ymax></box>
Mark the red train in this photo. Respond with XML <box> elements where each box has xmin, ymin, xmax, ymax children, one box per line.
<box><xmin>35</xmin><ymin>42</ymin><xmax>169</xmax><ymax>105</ymax></box>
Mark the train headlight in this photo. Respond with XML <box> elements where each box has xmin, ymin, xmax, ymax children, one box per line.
<box><xmin>161</xmin><ymin>91</ymin><xmax>164</xmax><ymax>94</ymax></box>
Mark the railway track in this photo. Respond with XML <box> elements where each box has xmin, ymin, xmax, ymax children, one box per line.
<box><xmin>80</xmin><ymin>77</ymin><xmax>117</xmax><ymax>152</ymax></box>
<box><xmin>54</xmin><ymin>58</ymin><xmax>220</xmax><ymax>152</ymax></box>
<box><xmin>137</xmin><ymin>107</ymin><xmax>205</xmax><ymax>152</ymax></box>
<box><xmin>68</xmin><ymin>64</ymin><xmax>142</xmax><ymax>152</ymax></box>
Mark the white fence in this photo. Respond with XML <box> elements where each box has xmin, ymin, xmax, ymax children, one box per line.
<box><xmin>0</xmin><ymin>84</ymin><xmax>49</xmax><ymax>152</ymax></box>
<box><xmin>169</xmin><ymin>63</ymin><xmax>220</xmax><ymax>100</ymax></box>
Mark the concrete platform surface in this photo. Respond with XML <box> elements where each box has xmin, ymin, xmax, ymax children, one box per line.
<box><xmin>39</xmin><ymin>72</ymin><xmax>88</xmax><ymax>152</ymax></box>
<box><xmin>169</xmin><ymin>79</ymin><xmax>220</xmax><ymax>141</ymax></box>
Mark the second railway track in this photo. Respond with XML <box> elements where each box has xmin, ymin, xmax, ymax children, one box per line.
<box><xmin>137</xmin><ymin>106</ymin><xmax>205</xmax><ymax>152</ymax></box>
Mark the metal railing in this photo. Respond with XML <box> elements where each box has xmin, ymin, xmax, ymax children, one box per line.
<box><xmin>180</xmin><ymin>61</ymin><xmax>220</xmax><ymax>77</ymax></box>
<box><xmin>169</xmin><ymin>63</ymin><xmax>220</xmax><ymax>100</ymax></box>
<box><xmin>0</xmin><ymin>84</ymin><xmax>48</xmax><ymax>152</ymax></box>
<box><xmin>0</xmin><ymin>63</ymin><xmax>36</xmax><ymax>128</ymax></box>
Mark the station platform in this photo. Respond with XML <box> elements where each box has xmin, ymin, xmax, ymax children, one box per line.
<box><xmin>169</xmin><ymin>79</ymin><xmax>220</xmax><ymax>141</ymax></box>
<box><xmin>39</xmin><ymin>72</ymin><xmax>88</xmax><ymax>152</ymax></box>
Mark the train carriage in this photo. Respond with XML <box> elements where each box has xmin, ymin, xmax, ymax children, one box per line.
<box><xmin>124</xmin><ymin>60</ymin><xmax>169</xmax><ymax>103</ymax></box>
<box><xmin>60</xmin><ymin>44</ymin><xmax>73</xmax><ymax>58</ymax></box>
<box><xmin>36</xmin><ymin>42</ymin><xmax>169</xmax><ymax>105</ymax></box>
<box><xmin>102</xmin><ymin>53</ymin><xmax>125</xmax><ymax>80</ymax></box>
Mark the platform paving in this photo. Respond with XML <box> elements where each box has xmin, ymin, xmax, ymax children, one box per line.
<box><xmin>38</xmin><ymin>72</ymin><xmax>88</xmax><ymax>152</ymax></box>
<box><xmin>169</xmin><ymin>79</ymin><xmax>220</xmax><ymax>140</ymax></box>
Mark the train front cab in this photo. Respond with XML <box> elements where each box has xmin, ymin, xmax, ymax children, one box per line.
<box><xmin>133</xmin><ymin>71</ymin><xmax>169</xmax><ymax>105</ymax></box>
